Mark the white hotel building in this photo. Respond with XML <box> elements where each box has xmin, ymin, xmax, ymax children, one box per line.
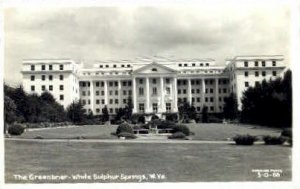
<box><xmin>21</xmin><ymin>55</ymin><xmax>286</xmax><ymax>117</ymax></box>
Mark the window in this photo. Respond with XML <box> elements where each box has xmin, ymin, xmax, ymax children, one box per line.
<box><xmin>109</xmin><ymin>91</ymin><xmax>113</xmax><ymax>95</ymax></box>
<box><xmin>152</xmin><ymin>78</ymin><xmax>157</xmax><ymax>84</ymax></box>
<box><xmin>262</xmin><ymin>71</ymin><xmax>266</xmax><ymax>77</ymax></box>
<box><xmin>109</xmin><ymin>99</ymin><xmax>113</xmax><ymax>104</ymax></box>
<box><xmin>41</xmin><ymin>65</ymin><xmax>45</xmax><ymax>70</ymax></box>
<box><xmin>49</xmin><ymin>75</ymin><xmax>53</xmax><ymax>80</ymax></box>
<box><xmin>59</xmin><ymin>65</ymin><xmax>64</xmax><ymax>70</ymax></box>
<box><xmin>139</xmin><ymin>79</ymin><xmax>143</xmax><ymax>84</ymax></box>
<box><xmin>128</xmin><ymin>90</ymin><xmax>132</xmax><ymax>95</ymax></box>
<box><xmin>205</xmin><ymin>97</ymin><xmax>208</xmax><ymax>102</ymax></box>
<box><xmin>205</xmin><ymin>88</ymin><xmax>208</xmax><ymax>94</ymax></box>
<box><xmin>210</xmin><ymin>106</ymin><xmax>214</xmax><ymax>111</ymax></box>
<box><xmin>96</xmin><ymin>91</ymin><xmax>100</xmax><ymax>96</ymax></box>
<box><xmin>223</xmin><ymin>88</ymin><xmax>227</xmax><ymax>93</ymax></box>
<box><xmin>166</xmin><ymin>103</ymin><xmax>171</xmax><ymax>112</ymax></box>
<box><xmin>191</xmin><ymin>80</ymin><xmax>195</xmax><ymax>85</ymax></box>
<box><xmin>197</xmin><ymin>98</ymin><xmax>200</xmax><ymax>102</ymax></box>
<box><xmin>49</xmin><ymin>85</ymin><xmax>53</xmax><ymax>91</ymax></box>
<box><xmin>206</xmin><ymin>63</ymin><xmax>209</xmax><ymax>66</ymax></box>
<box><xmin>166</xmin><ymin>78</ymin><xmax>170</xmax><ymax>84</ymax></box>
<box><xmin>219</xmin><ymin>88</ymin><xmax>222</xmax><ymax>93</ymax></box>
<box><xmin>153</xmin><ymin>103</ymin><xmax>158</xmax><ymax>113</ymax></box>
<box><xmin>96</xmin><ymin>108</ymin><xmax>100</xmax><ymax>113</ymax></box>
<box><xmin>200</xmin><ymin>63</ymin><xmax>203</xmax><ymax>66</ymax></box>
<box><xmin>123</xmin><ymin>90</ymin><xmax>127</xmax><ymax>95</ymax></box>
<box><xmin>96</xmin><ymin>100</ymin><xmax>100</xmax><ymax>104</ymax></box>
<box><xmin>255</xmin><ymin>71</ymin><xmax>259</xmax><ymax>77</ymax></box>
<box><xmin>183</xmin><ymin>89</ymin><xmax>186</xmax><ymax>94</ymax></box>
<box><xmin>255</xmin><ymin>61</ymin><xmax>258</xmax><ymax>67</ymax></box>
<box><xmin>115</xmin><ymin>90</ymin><xmax>118</xmax><ymax>95</ymax></box>
<box><xmin>153</xmin><ymin>87</ymin><xmax>157</xmax><ymax>95</ymax></box>
<box><xmin>31</xmin><ymin>85</ymin><xmax>35</xmax><ymax>91</ymax></box>
<box><xmin>121</xmin><ymin>64</ymin><xmax>125</xmax><ymax>68</ymax></box>
<box><xmin>192</xmin><ymin>98</ymin><xmax>195</xmax><ymax>103</ymax></box>
<box><xmin>128</xmin><ymin>81</ymin><xmax>132</xmax><ymax>86</ymax></box>
<box><xmin>177</xmin><ymin>80</ymin><xmax>181</xmax><ymax>86</ymax></box>
<box><xmin>87</xmin><ymin>91</ymin><xmax>90</xmax><ymax>96</ymax></box>
<box><xmin>244</xmin><ymin>71</ymin><xmax>248</xmax><ymax>77</ymax></box>
<box><xmin>31</xmin><ymin>65</ymin><xmax>35</xmax><ymax>71</ymax></box>
<box><xmin>210</xmin><ymin>88</ymin><xmax>214</xmax><ymax>93</ymax></box>
<box><xmin>178</xmin><ymin>89</ymin><xmax>181</xmax><ymax>94</ymax></box>
<box><xmin>96</xmin><ymin>82</ymin><xmax>100</xmax><ymax>87</ymax></box>
<box><xmin>262</xmin><ymin>61</ymin><xmax>266</xmax><ymax>67</ymax></box>
<box><xmin>122</xmin><ymin>81</ymin><xmax>127</xmax><ymax>86</ymax></box>
<box><xmin>109</xmin><ymin>108</ymin><xmax>113</xmax><ymax>113</ymax></box>
<box><xmin>210</xmin><ymin>97</ymin><xmax>214</xmax><ymax>102</ymax></box>
<box><xmin>179</xmin><ymin>64</ymin><xmax>182</xmax><ymax>67</ymax></box>
<box><xmin>31</xmin><ymin>75</ymin><xmax>35</xmax><ymax>81</ymax></box>
<box><xmin>42</xmin><ymin>75</ymin><xmax>46</xmax><ymax>81</ymax></box>
<box><xmin>82</xmin><ymin>100</ymin><xmax>86</xmax><ymax>105</ymax></box>
<box><xmin>101</xmin><ymin>91</ymin><xmax>105</xmax><ymax>96</ymax></box>
<box><xmin>272</xmin><ymin>71</ymin><xmax>277</xmax><ymax>76</ymax></box>
<box><xmin>166</xmin><ymin>87</ymin><xmax>170</xmax><ymax>95</ymax></box>
<box><xmin>109</xmin><ymin>82</ymin><xmax>113</xmax><ymax>87</ymax></box>
<box><xmin>60</xmin><ymin>75</ymin><xmax>64</xmax><ymax>80</ymax></box>
<box><xmin>184</xmin><ymin>64</ymin><xmax>188</xmax><ymax>67</ymax></box>
<box><xmin>139</xmin><ymin>88</ymin><xmax>144</xmax><ymax>96</ymax></box>
<box><xmin>191</xmin><ymin>89</ymin><xmax>195</xmax><ymax>94</ymax></box>
<box><xmin>219</xmin><ymin>97</ymin><xmax>222</xmax><ymax>102</ymax></box>
<box><xmin>113</xmin><ymin>64</ymin><xmax>117</xmax><ymax>68</ymax></box>
<box><xmin>49</xmin><ymin>65</ymin><xmax>53</xmax><ymax>70</ymax></box>
<box><xmin>100</xmin><ymin>65</ymin><xmax>103</xmax><ymax>68</ymax></box>
<box><xmin>255</xmin><ymin>81</ymin><xmax>260</xmax><ymax>86</ymax></box>
<box><xmin>101</xmin><ymin>99</ymin><xmax>105</xmax><ymax>104</ymax></box>
<box><xmin>272</xmin><ymin>61</ymin><xmax>276</xmax><ymax>66</ymax></box>
<box><xmin>123</xmin><ymin>99</ymin><xmax>127</xmax><ymax>104</ymax></box>
<box><xmin>60</xmin><ymin>85</ymin><xmax>64</xmax><ymax>91</ymax></box>
<box><xmin>115</xmin><ymin>99</ymin><xmax>119</xmax><ymax>104</ymax></box>
<box><xmin>127</xmin><ymin>64</ymin><xmax>130</xmax><ymax>68</ymax></box>
<box><xmin>115</xmin><ymin>81</ymin><xmax>118</xmax><ymax>87</ymax></box>
<box><xmin>197</xmin><ymin>89</ymin><xmax>200</xmax><ymax>94</ymax></box>
<box><xmin>139</xmin><ymin>103</ymin><xmax>145</xmax><ymax>113</ymax></box>
<box><xmin>152</xmin><ymin>68</ymin><xmax>157</xmax><ymax>72</ymax></box>
<box><xmin>60</xmin><ymin>95</ymin><xmax>64</xmax><ymax>100</ymax></box>
<box><xmin>192</xmin><ymin>63</ymin><xmax>196</xmax><ymax>67</ymax></box>
<box><xmin>244</xmin><ymin>61</ymin><xmax>248</xmax><ymax>67</ymax></box>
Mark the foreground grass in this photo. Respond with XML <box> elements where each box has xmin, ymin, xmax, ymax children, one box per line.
<box><xmin>5</xmin><ymin>140</ymin><xmax>291</xmax><ymax>183</ymax></box>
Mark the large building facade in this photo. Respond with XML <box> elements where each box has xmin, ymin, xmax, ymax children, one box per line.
<box><xmin>21</xmin><ymin>55</ymin><xmax>286</xmax><ymax>116</ymax></box>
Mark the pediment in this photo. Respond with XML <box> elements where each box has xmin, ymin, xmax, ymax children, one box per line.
<box><xmin>133</xmin><ymin>62</ymin><xmax>177</xmax><ymax>74</ymax></box>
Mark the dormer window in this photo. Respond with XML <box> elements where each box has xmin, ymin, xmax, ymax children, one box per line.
<box><xmin>99</xmin><ymin>65</ymin><xmax>103</xmax><ymax>68</ymax></box>
<box><xmin>106</xmin><ymin>65</ymin><xmax>109</xmax><ymax>68</ymax></box>
<box><xmin>113</xmin><ymin>64</ymin><xmax>117</xmax><ymax>68</ymax></box>
<box><xmin>152</xmin><ymin>68</ymin><xmax>157</xmax><ymax>72</ymax></box>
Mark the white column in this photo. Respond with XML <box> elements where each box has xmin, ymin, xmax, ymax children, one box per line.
<box><xmin>173</xmin><ymin>77</ymin><xmax>178</xmax><ymax>112</ymax></box>
<box><xmin>118</xmin><ymin>80</ymin><xmax>121</xmax><ymax>109</ymax></box>
<box><xmin>145</xmin><ymin>77</ymin><xmax>150</xmax><ymax>113</ymax></box>
<box><xmin>90</xmin><ymin>81</ymin><xmax>94</xmax><ymax>113</ymax></box>
<box><xmin>215</xmin><ymin>78</ymin><xmax>219</xmax><ymax>113</ymax></box>
<box><xmin>104</xmin><ymin>80</ymin><xmax>108</xmax><ymax>105</ymax></box>
<box><xmin>187</xmin><ymin>79</ymin><xmax>192</xmax><ymax>105</ymax></box>
<box><xmin>201</xmin><ymin>78</ymin><xmax>206</xmax><ymax>107</ymax></box>
<box><xmin>160</xmin><ymin>77</ymin><xmax>164</xmax><ymax>112</ymax></box>
<box><xmin>132</xmin><ymin>77</ymin><xmax>137</xmax><ymax>113</ymax></box>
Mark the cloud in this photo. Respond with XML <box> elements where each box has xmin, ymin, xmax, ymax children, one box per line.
<box><xmin>4</xmin><ymin>4</ymin><xmax>291</xmax><ymax>85</ymax></box>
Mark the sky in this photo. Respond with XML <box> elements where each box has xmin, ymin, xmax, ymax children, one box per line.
<box><xmin>4</xmin><ymin>2</ymin><xmax>291</xmax><ymax>85</ymax></box>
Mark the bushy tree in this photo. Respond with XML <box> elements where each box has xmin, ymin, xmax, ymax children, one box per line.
<box><xmin>4</xmin><ymin>96</ymin><xmax>17</xmax><ymax>133</ymax></box>
<box><xmin>178</xmin><ymin>102</ymin><xmax>197</xmax><ymax>120</ymax></box>
<box><xmin>241</xmin><ymin>70</ymin><xmax>292</xmax><ymax>128</ymax></box>
<box><xmin>202</xmin><ymin>105</ymin><xmax>208</xmax><ymax>123</ymax></box>
<box><xmin>102</xmin><ymin>105</ymin><xmax>109</xmax><ymax>122</ymax></box>
<box><xmin>223</xmin><ymin>93</ymin><xmax>238</xmax><ymax>120</ymax></box>
<box><xmin>66</xmin><ymin>101</ymin><xmax>85</xmax><ymax>123</ymax></box>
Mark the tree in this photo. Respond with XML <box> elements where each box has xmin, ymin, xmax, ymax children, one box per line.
<box><xmin>66</xmin><ymin>101</ymin><xmax>85</xmax><ymax>123</ymax></box>
<box><xmin>241</xmin><ymin>70</ymin><xmax>292</xmax><ymax>128</ymax></box>
<box><xmin>4</xmin><ymin>96</ymin><xmax>17</xmax><ymax>133</ymax></box>
<box><xmin>223</xmin><ymin>93</ymin><xmax>238</xmax><ymax>120</ymax></box>
<box><xmin>125</xmin><ymin>95</ymin><xmax>133</xmax><ymax>120</ymax></box>
<box><xmin>40</xmin><ymin>91</ymin><xmax>56</xmax><ymax>104</ymax></box>
<box><xmin>202</xmin><ymin>105</ymin><xmax>208</xmax><ymax>123</ymax></box>
<box><xmin>102</xmin><ymin>105</ymin><xmax>109</xmax><ymax>122</ymax></box>
<box><xmin>178</xmin><ymin>102</ymin><xmax>197</xmax><ymax>120</ymax></box>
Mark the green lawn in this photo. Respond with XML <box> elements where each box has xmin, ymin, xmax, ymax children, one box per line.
<box><xmin>15</xmin><ymin>123</ymin><xmax>283</xmax><ymax>141</ymax></box>
<box><xmin>5</xmin><ymin>140</ymin><xmax>291</xmax><ymax>183</ymax></box>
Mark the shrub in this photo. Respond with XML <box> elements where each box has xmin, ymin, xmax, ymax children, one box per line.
<box><xmin>233</xmin><ymin>134</ymin><xmax>257</xmax><ymax>145</ymax></box>
<box><xmin>116</xmin><ymin>123</ymin><xmax>133</xmax><ymax>135</ymax></box>
<box><xmin>34</xmin><ymin>135</ymin><xmax>44</xmax><ymax>139</ymax></box>
<box><xmin>281</xmin><ymin>128</ymin><xmax>292</xmax><ymax>138</ymax></box>
<box><xmin>117</xmin><ymin>132</ymin><xmax>137</xmax><ymax>139</ymax></box>
<box><xmin>8</xmin><ymin>124</ymin><xmax>25</xmax><ymax>135</ymax></box>
<box><xmin>165</xmin><ymin>113</ymin><xmax>178</xmax><ymax>122</ymax></box>
<box><xmin>172</xmin><ymin>124</ymin><xmax>190</xmax><ymax>136</ymax></box>
<box><xmin>263</xmin><ymin>136</ymin><xmax>286</xmax><ymax>145</ymax></box>
<box><xmin>168</xmin><ymin>132</ymin><xmax>186</xmax><ymax>139</ymax></box>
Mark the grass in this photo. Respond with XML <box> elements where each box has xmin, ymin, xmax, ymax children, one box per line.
<box><xmin>5</xmin><ymin>140</ymin><xmax>291</xmax><ymax>183</ymax></box>
<box><xmin>14</xmin><ymin>123</ymin><xmax>282</xmax><ymax>141</ymax></box>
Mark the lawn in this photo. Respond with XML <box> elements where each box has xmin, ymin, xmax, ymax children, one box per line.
<box><xmin>15</xmin><ymin>123</ymin><xmax>283</xmax><ymax>141</ymax></box>
<box><xmin>5</xmin><ymin>140</ymin><xmax>291</xmax><ymax>183</ymax></box>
